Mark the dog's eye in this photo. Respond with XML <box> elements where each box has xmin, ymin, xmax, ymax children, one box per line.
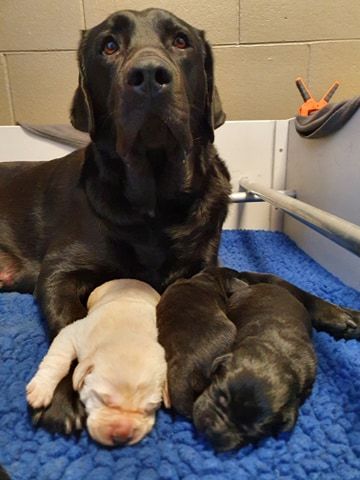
<box><xmin>173</xmin><ymin>33</ymin><xmax>189</xmax><ymax>49</ymax></box>
<box><xmin>94</xmin><ymin>391</ymin><xmax>112</xmax><ymax>405</ymax></box>
<box><xmin>103</xmin><ymin>37</ymin><xmax>119</xmax><ymax>55</ymax></box>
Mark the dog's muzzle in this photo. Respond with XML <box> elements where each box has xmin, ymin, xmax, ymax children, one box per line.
<box><xmin>126</xmin><ymin>54</ymin><xmax>173</xmax><ymax>98</ymax></box>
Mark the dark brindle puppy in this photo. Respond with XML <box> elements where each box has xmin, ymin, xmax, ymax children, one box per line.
<box><xmin>157</xmin><ymin>267</ymin><xmax>360</xmax><ymax>449</ymax></box>
<box><xmin>193</xmin><ymin>281</ymin><xmax>316</xmax><ymax>452</ymax></box>
<box><xmin>156</xmin><ymin>268</ymin><xmax>241</xmax><ymax>418</ymax></box>
<box><xmin>0</xmin><ymin>9</ymin><xmax>231</xmax><ymax>433</ymax></box>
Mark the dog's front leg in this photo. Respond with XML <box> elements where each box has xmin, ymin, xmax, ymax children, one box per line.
<box><xmin>30</xmin><ymin>267</ymin><xmax>93</xmax><ymax>434</ymax></box>
<box><xmin>35</xmin><ymin>267</ymin><xmax>89</xmax><ymax>337</ymax></box>
<box><xmin>26</xmin><ymin>323</ymin><xmax>78</xmax><ymax>409</ymax></box>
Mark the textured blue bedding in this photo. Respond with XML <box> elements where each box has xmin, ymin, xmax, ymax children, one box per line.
<box><xmin>1</xmin><ymin>230</ymin><xmax>360</xmax><ymax>480</ymax></box>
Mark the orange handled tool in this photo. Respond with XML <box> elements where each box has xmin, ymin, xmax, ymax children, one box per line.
<box><xmin>296</xmin><ymin>77</ymin><xmax>340</xmax><ymax>116</ymax></box>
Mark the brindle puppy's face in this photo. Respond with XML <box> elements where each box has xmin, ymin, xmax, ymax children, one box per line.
<box><xmin>193</xmin><ymin>354</ymin><xmax>300</xmax><ymax>452</ymax></box>
<box><xmin>71</xmin><ymin>8</ymin><xmax>223</xmax><ymax>157</ymax></box>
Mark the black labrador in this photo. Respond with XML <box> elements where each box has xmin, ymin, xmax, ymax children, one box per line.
<box><xmin>157</xmin><ymin>267</ymin><xmax>359</xmax><ymax>448</ymax></box>
<box><xmin>0</xmin><ymin>9</ymin><xmax>231</xmax><ymax>433</ymax></box>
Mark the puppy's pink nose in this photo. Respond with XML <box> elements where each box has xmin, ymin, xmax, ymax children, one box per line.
<box><xmin>110</xmin><ymin>420</ymin><xmax>133</xmax><ymax>445</ymax></box>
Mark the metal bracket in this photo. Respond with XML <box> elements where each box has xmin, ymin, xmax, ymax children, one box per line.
<box><xmin>238</xmin><ymin>177</ymin><xmax>360</xmax><ymax>257</ymax></box>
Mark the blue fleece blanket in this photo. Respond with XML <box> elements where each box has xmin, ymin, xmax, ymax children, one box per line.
<box><xmin>1</xmin><ymin>230</ymin><xmax>360</xmax><ymax>480</ymax></box>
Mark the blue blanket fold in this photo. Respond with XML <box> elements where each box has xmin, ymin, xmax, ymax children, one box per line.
<box><xmin>1</xmin><ymin>231</ymin><xmax>360</xmax><ymax>480</ymax></box>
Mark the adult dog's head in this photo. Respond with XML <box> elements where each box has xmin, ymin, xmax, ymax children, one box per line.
<box><xmin>72</xmin><ymin>9</ymin><xmax>226</xmax><ymax>211</ymax></box>
<box><xmin>193</xmin><ymin>352</ymin><xmax>300</xmax><ymax>452</ymax></box>
<box><xmin>71</xmin><ymin>8</ymin><xmax>224</xmax><ymax>157</ymax></box>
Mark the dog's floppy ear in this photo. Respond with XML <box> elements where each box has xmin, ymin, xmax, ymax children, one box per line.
<box><xmin>70</xmin><ymin>78</ymin><xmax>91</xmax><ymax>132</ymax></box>
<box><xmin>70</xmin><ymin>31</ymin><xmax>94</xmax><ymax>133</ymax></box>
<box><xmin>212</xmin><ymin>86</ymin><xmax>226</xmax><ymax>129</ymax></box>
<box><xmin>73</xmin><ymin>358</ymin><xmax>94</xmax><ymax>391</ymax></box>
<box><xmin>209</xmin><ymin>353</ymin><xmax>233</xmax><ymax>378</ymax></box>
<box><xmin>86</xmin><ymin>282</ymin><xmax>111</xmax><ymax>310</ymax></box>
<box><xmin>279</xmin><ymin>403</ymin><xmax>299</xmax><ymax>433</ymax></box>
<box><xmin>202</xmin><ymin>33</ymin><xmax>226</xmax><ymax>141</ymax></box>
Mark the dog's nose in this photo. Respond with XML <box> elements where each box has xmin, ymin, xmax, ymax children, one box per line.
<box><xmin>112</xmin><ymin>434</ymin><xmax>132</xmax><ymax>446</ymax></box>
<box><xmin>127</xmin><ymin>60</ymin><xmax>172</xmax><ymax>96</ymax></box>
<box><xmin>110</xmin><ymin>420</ymin><xmax>134</xmax><ymax>445</ymax></box>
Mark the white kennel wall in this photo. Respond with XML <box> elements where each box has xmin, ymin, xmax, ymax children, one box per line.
<box><xmin>284</xmin><ymin>111</ymin><xmax>360</xmax><ymax>291</ymax></box>
<box><xmin>216</xmin><ymin>117</ymin><xmax>360</xmax><ymax>290</ymax></box>
<box><xmin>0</xmin><ymin>126</ymin><xmax>73</xmax><ymax>161</ymax></box>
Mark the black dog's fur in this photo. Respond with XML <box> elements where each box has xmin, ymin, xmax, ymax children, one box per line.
<box><xmin>157</xmin><ymin>267</ymin><xmax>360</xmax><ymax>450</ymax></box>
<box><xmin>0</xmin><ymin>9</ymin><xmax>231</xmax><ymax>433</ymax></box>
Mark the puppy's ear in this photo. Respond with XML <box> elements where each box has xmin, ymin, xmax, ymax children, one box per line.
<box><xmin>278</xmin><ymin>403</ymin><xmax>299</xmax><ymax>433</ymax></box>
<box><xmin>87</xmin><ymin>284</ymin><xmax>104</xmax><ymax>310</ymax></box>
<box><xmin>87</xmin><ymin>282</ymin><xmax>113</xmax><ymax>310</ymax></box>
<box><xmin>224</xmin><ymin>277</ymin><xmax>249</xmax><ymax>299</ymax></box>
<box><xmin>201</xmin><ymin>33</ymin><xmax>226</xmax><ymax>142</ymax></box>
<box><xmin>70</xmin><ymin>31</ymin><xmax>94</xmax><ymax>133</ymax></box>
<box><xmin>86</xmin><ymin>287</ymin><xmax>97</xmax><ymax>310</ymax></box>
<box><xmin>209</xmin><ymin>353</ymin><xmax>233</xmax><ymax>378</ymax></box>
<box><xmin>162</xmin><ymin>379</ymin><xmax>171</xmax><ymax>409</ymax></box>
<box><xmin>73</xmin><ymin>358</ymin><xmax>94</xmax><ymax>391</ymax></box>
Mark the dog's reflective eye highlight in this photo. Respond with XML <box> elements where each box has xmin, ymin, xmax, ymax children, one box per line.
<box><xmin>103</xmin><ymin>37</ymin><xmax>119</xmax><ymax>55</ymax></box>
<box><xmin>173</xmin><ymin>33</ymin><xmax>189</xmax><ymax>49</ymax></box>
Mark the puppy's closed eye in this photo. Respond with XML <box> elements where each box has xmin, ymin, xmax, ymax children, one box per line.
<box><xmin>93</xmin><ymin>391</ymin><xmax>112</xmax><ymax>406</ymax></box>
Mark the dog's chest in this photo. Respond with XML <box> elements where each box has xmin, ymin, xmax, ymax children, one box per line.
<box><xmin>106</xmin><ymin>208</ymin><xmax>199</xmax><ymax>290</ymax></box>
<box><xmin>104</xmin><ymin>220</ymin><xmax>167</xmax><ymax>282</ymax></box>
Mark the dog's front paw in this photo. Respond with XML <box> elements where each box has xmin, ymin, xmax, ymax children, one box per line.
<box><xmin>30</xmin><ymin>372</ymin><xmax>85</xmax><ymax>434</ymax></box>
<box><xmin>26</xmin><ymin>377</ymin><xmax>54</xmax><ymax>409</ymax></box>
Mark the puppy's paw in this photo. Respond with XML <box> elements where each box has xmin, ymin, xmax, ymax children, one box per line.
<box><xmin>335</xmin><ymin>308</ymin><xmax>360</xmax><ymax>339</ymax></box>
<box><xmin>26</xmin><ymin>377</ymin><xmax>54</xmax><ymax>409</ymax></box>
<box><xmin>30</xmin><ymin>372</ymin><xmax>85</xmax><ymax>435</ymax></box>
<box><xmin>313</xmin><ymin>303</ymin><xmax>360</xmax><ymax>340</ymax></box>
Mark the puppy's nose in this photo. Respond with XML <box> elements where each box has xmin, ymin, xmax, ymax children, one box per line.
<box><xmin>110</xmin><ymin>421</ymin><xmax>133</xmax><ymax>445</ymax></box>
<box><xmin>127</xmin><ymin>60</ymin><xmax>172</xmax><ymax>96</ymax></box>
<box><xmin>112</xmin><ymin>434</ymin><xmax>132</xmax><ymax>446</ymax></box>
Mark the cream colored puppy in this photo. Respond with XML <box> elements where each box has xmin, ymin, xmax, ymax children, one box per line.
<box><xmin>26</xmin><ymin>279</ymin><xmax>169</xmax><ymax>446</ymax></box>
